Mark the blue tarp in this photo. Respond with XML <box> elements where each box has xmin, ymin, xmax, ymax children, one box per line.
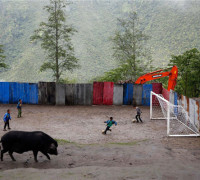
<box><xmin>142</xmin><ymin>84</ymin><xmax>152</xmax><ymax>106</ymax></box>
<box><xmin>123</xmin><ymin>84</ymin><xmax>133</xmax><ymax>105</ymax></box>
<box><xmin>0</xmin><ymin>82</ymin><xmax>9</xmax><ymax>104</ymax></box>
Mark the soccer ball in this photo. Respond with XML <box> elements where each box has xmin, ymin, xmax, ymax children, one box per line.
<box><xmin>132</xmin><ymin>119</ymin><xmax>137</xmax><ymax>123</ymax></box>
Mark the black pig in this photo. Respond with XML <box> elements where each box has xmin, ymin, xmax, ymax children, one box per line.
<box><xmin>0</xmin><ymin>131</ymin><xmax>58</xmax><ymax>162</ymax></box>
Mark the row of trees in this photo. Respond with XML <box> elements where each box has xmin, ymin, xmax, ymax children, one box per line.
<box><xmin>0</xmin><ymin>0</ymin><xmax>199</xmax><ymax>97</ymax></box>
<box><xmin>94</xmin><ymin>12</ymin><xmax>200</xmax><ymax>98</ymax></box>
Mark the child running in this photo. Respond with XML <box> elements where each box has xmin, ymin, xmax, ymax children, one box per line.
<box><xmin>17</xmin><ymin>99</ymin><xmax>22</xmax><ymax>118</ymax></box>
<box><xmin>135</xmin><ymin>106</ymin><xmax>143</xmax><ymax>123</ymax></box>
<box><xmin>103</xmin><ymin>117</ymin><xmax>117</xmax><ymax>135</ymax></box>
<box><xmin>3</xmin><ymin>109</ymin><xmax>12</xmax><ymax>131</ymax></box>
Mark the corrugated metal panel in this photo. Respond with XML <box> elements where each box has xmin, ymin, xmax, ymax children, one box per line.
<box><xmin>174</xmin><ymin>92</ymin><xmax>178</xmax><ymax>115</ymax></box>
<box><xmin>123</xmin><ymin>83</ymin><xmax>133</xmax><ymax>105</ymax></box>
<box><xmin>75</xmin><ymin>84</ymin><xmax>85</xmax><ymax>105</ymax></box>
<box><xmin>113</xmin><ymin>84</ymin><xmax>123</xmax><ymax>105</ymax></box>
<box><xmin>186</xmin><ymin>96</ymin><xmax>190</xmax><ymax>113</ymax></box>
<box><xmin>23</xmin><ymin>83</ymin><xmax>30</xmax><ymax>104</ymax></box>
<box><xmin>181</xmin><ymin>95</ymin><xmax>186</xmax><ymax>110</ymax></box>
<box><xmin>103</xmin><ymin>82</ymin><xmax>114</xmax><ymax>105</ymax></box>
<box><xmin>9</xmin><ymin>83</ymin><xmax>25</xmax><ymax>104</ymax></box>
<box><xmin>9</xmin><ymin>82</ymin><xmax>18</xmax><ymax>104</ymax></box>
<box><xmin>133</xmin><ymin>84</ymin><xmax>143</xmax><ymax>106</ymax></box>
<box><xmin>93</xmin><ymin>82</ymin><xmax>104</xmax><ymax>105</ymax></box>
<box><xmin>29</xmin><ymin>83</ymin><xmax>38</xmax><ymax>104</ymax></box>
<box><xmin>0</xmin><ymin>82</ymin><xmax>9</xmax><ymax>104</ymax></box>
<box><xmin>65</xmin><ymin>84</ymin><xmax>75</xmax><ymax>105</ymax></box>
<box><xmin>152</xmin><ymin>83</ymin><xmax>162</xmax><ymax>94</ymax></box>
<box><xmin>18</xmin><ymin>83</ymin><xmax>25</xmax><ymax>103</ymax></box>
<box><xmin>142</xmin><ymin>84</ymin><xmax>152</xmax><ymax>106</ymax></box>
<box><xmin>195</xmin><ymin>100</ymin><xmax>200</xmax><ymax>131</ymax></box>
<box><xmin>174</xmin><ymin>92</ymin><xmax>178</xmax><ymax>106</ymax></box>
<box><xmin>56</xmin><ymin>83</ymin><xmax>66</xmax><ymax>105</ymax></box>
<box><xmin>9</xmin><ymin>83</ymin><xmax>38</xmax><ymax>104</ymax></box>
<box><xmin>152</xmin><ymin>83</ymin><xmax>162</xmax><ymax>105</ymax></box>
<box><xmin>38</xmin><ymin>82</ymin><xmax>47</xmax><ymax>104</ymax></box>
<box><xmin>189</xmin><ymin>98</ymin><xmax>197</xmax><ymax>129</ymax></box>
<box><xmin>47</xmin><ymin>82</ymin><xmax>56</xmax><ymax>105</ymax></box>
<box><xmin>162</xmin><ymin>88</ymin><xmax>169</xmax><ymax>101</ymax></box>
<box><xmin>85</xmin><ymin>84</ymin><xmax>93</xmax><ymax>105</ymax></box>
<box><xmin>74</xmin><ymin>84</ymin><xmax>93</xmax><ymax>105</ymax></box>
<box><xmin>169</xmin><ymin>90</ymin><xmax>174</xmax><ymax>105</ymax></box>
<box><xmin>38</xmin><ymin>82</ymin><xmax>55</xmax><ymax>105</ymax></box>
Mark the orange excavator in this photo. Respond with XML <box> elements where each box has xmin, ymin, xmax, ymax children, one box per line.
<box><xmin>135</xmin><ymin>66</ymin><xmax>178</xmax><ymax>91</ymax></box>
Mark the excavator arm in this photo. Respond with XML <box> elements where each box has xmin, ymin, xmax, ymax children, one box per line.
<box><xmin>135</xmin><ymin>66</ymin><xmax>178</xmax><ymax>91</ymax></box>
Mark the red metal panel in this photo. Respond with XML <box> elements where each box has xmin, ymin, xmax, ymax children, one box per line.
<box><xmin>93</xmin><ymin>82</ymin><xmax>104</xmax><ymax>105</ymax></box>
<box><xmin>152</xmin><ymin>83</ymin><xmax>163</xmax><ymax>105</ymax></box>
<box><xmin>162</xmin><ymin>88</ymin><xmax>170</xmax><ymax>101</ymax></box>
<box><xmin>152</xmin><ymin>83</ymin><xmax>162</xmax><ymax>94</ymax></box>
<box><xmin>103</xmin><ymin>82</ymin><xmax>114</xmax><ymax>105</ymax></box>
<box><xmin>186</xmin><ymin>96</ymin><xmax>190</xmax><ymax>113</ymax></box>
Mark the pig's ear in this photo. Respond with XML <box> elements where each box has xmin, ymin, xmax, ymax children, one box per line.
<box><xmin>50</xmin><ymin>143</ymin><xmax>56</xmax><ymax>149</ymax></box>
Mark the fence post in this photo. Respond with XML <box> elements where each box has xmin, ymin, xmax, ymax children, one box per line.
<box><xmin>150</xmin><ymin>91</ymin><xmax>152</xmax><ymax>119</ymax></box>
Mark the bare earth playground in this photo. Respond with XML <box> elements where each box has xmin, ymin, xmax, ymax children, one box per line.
<box><xmin>0</xmin><ymin>104</ymin><xmax>200</xmax><ymax>180</ymax></box>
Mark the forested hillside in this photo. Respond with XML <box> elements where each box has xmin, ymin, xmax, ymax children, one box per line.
<box><xmin>0</xmin><ymin>0</ymin><xmax>200</xmax><ymax>82</ymax></box>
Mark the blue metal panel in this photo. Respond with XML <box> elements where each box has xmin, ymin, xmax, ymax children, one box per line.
<box><xmin>174</xmin><ymin>92</ymin><xmax>178</xmax><ymax>115</ymax></box>
<box><xmin>9</xmin><ymin>82</ymin><xmax>16</xmax><ymax>104</ymax></box>
<box><xmin>142</xmin><ymin>84</ymin><xmax>152</xmax><ymax>106</ymax></box>
<box><xmin>174</xmin><ymin>92</ymin><xmax>178</xmax><ymax>106</ymax></box>
<box><xmin>23</xmin><ymin>83</ymin><xmax>30</xmax><ymax>104</ymax></box>
<box><xmin>29</xmin><ymin>83</ymin><xmax>38</xmax><ymax>104</ymax></box>
<box><xmin>9</xmin><ymin>83</ymin><xmax>25</xmax><ymax>104</ymax></box>
<box><xmin>123</xmin><ymin>84</ymin><xmax>133</xmax><ymax>105</ymax></box>
<box><xmin>0</xmin><ymin>82</ymin><xmax>9</xmax><ymax>104</ymax></box>
<box><xmin>18</xmin><ymin>83</ymin><xmax>24</xmax><ymax>103</ymax></box>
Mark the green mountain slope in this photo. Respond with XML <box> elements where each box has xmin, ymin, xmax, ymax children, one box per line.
<box><xmin>0</xmin><ymin>0</ymin><xmax>200</xmax><ymax>82</ymax></box>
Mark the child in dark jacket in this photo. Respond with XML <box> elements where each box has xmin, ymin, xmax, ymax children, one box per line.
<box><xmin>3</xmin><ymin>109</ymin><xmax>11</xmax><ymax>131</ymax></box>
<box><xmin>103</xmin><ymin>117</ymin><xmax>117</xmax><ymax>134</ymax></box>
<box><xmin>135</xmin><ymin>106</ymin><xmax>143</xmax><ymax>123</ymax></box>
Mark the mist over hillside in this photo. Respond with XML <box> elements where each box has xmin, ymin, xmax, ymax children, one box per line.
<box><xmin>0</xmin><ymin>0</ymin><xmax>199</xmax><ymax>82</ymax></box>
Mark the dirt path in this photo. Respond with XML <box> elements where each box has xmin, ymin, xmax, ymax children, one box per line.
<box><xmin>0</xmin><ymin>105</ymin><xmax>200</xmax><ymax>179</ymax></box>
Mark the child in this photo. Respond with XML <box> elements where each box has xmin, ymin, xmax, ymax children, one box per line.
<box><xmin>135</xmin><ymin>106</ymin><xmax>143</xmax><ymax>123</ymax></box>
<box><xmin>17</xmin><ymin>99</ymin><xmax>22</xmax><ymax>118</ymax></box>
<box><xmin>3</xmin><ymin>109</ymin><xmax>11</xmax><ymax>131</ymax></box>
<box><xmin>103</xmin><ymin>117</ymin><xmax>117</xmax><ymax>134</ymax></box>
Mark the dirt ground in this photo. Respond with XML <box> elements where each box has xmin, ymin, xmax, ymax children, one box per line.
<box><xmin>0</xmin><ymin>105</ymin><xmax>200</xmax><ymax>180</ymax></box>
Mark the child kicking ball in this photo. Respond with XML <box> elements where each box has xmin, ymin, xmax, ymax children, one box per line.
<box><xmin>102</xmin><ymin>117</ymin><xmax>117</xmax><ymax>135</ymax></box>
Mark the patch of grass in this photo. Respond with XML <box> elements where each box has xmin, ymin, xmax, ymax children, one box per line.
<box><xmin>55</xmin><ymin>139</ymin><xmax>75</xmax><ymax>145</ymax></box>
<box><xmin>109</xmin><ymin>139</ymin><xmax>148</xmax><ymax>146</ymax></box>
<box><xmin>55</xmin><ymin>138</ymin><xmax>148</xmax><ymax>146</ymax></box>
<box><xmin>109</xmin><ymin>142</ymin><xmax>138</xmax><ymax>146</ymax></box>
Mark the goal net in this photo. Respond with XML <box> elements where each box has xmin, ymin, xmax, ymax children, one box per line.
<box><xmin>150</xmin><ymin>91</ymin><xmax>199</xmax><ymax>137</ymax></box>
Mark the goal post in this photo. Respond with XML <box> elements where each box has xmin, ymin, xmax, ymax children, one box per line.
<box><xmin>150</xmin><ymin>91</ymin><xmax>200</xmax><ymax>137</ymax></box>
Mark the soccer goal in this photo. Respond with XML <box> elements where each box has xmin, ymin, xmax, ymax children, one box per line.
<box><xmin>150</xmin><ymin>91</ymin><xmax>200</xmax><ymax>137</ymax></box>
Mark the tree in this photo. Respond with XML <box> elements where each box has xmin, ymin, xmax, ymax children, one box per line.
<box><xmin>92</xmin><ymin>64</ymin><xmax>130</xmax><ymax>82</ymax></box>
<box><xmin>111</xmin><ymin>12</ymin><xmax>151</xmax><ymax>81</ymax></box>
<box><xmin>168</xmin><ymin>48</ymin><xmax>200</xmax><ymax>97</ymax></box>
<box><xmin>0</xmin><ymin>45</ymin><xmax>8</xmax><ymax>70</ymax></box>
<box><xmin>30</xmin><ymin>0</ymin><xmax>79</xmax><ymax>82</ymax></box>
